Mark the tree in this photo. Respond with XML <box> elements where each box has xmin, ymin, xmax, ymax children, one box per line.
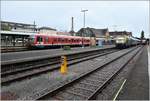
<box><xmin>141</xmin><ymin>30</ymin><xmax>144</xmax><ymax>39</ymax></box>
<box><xmin>1</xmin><ymin>24</ymin><xmax>11</xmax><ymax>31</ymax></box>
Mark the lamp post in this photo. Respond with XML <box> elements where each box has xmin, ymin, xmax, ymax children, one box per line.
<box><xmin>81</xmin><ymin>9</ymin><xmax>88</xmax><ymax>28</ymax></box>
<box><xmin>81</xmin><ymin>9</ymin><xmax>88</xmax><ymax>48</ymax></box>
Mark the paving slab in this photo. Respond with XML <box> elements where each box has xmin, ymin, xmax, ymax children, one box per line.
<box><xmin>116</xmin><ymin>46</ymin><xmax>149</xmax><ymax>100</ymax></box>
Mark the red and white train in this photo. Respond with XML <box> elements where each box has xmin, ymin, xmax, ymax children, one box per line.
<box><xmin>26</xmin><ymin>34</ymin><xmax>91</xmax><ymax>48</ymax></box>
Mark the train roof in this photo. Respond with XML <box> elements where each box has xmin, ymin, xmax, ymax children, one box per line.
<box><xmin>34</xmin><ymin>33</ymin><xmax>90</xmax><ymax>39</ymax></box>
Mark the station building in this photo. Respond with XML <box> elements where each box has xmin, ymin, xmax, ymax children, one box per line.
<box><xmin>109</xmin><ymin>31</ymin><xmax>132</xmax><ymax>38</ymax></box>
<box><xmin>1</xmin><ymin>21</ymin><xmax>36</xmax><ymax>47</ymax></box>
<box><xmin>1</xmin><ymin>21</ymin><xmax>36</xmax><ymax>32</ymax></box>
<box><xmin>38</xmin><ymin>26</ymin><xmax>57</xmax><ymax>35</ymax></box>
<box><xmin>57</xmin><ymin>31</ymin><xmax>71</xmax><ymax>36</ymax></box>
<box><xmin>1</xmin><ymin>20</ymin><xmax>72</xmax><ymax>48</ymax></box>
<box><xmin>76</xmin><ymin>27</ymin><xmax>110</xmax><ymax>45</ymax></box>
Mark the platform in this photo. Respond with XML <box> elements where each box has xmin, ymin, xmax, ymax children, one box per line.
<box><xmin>1</xmin><ymin>45</ymin><xmax>115</xmax><ymax>63</ymax></box>
<box><xmin>116</xmin><ymin>45</ymin><xmax>149</xmax><ymax>100</ymax></box>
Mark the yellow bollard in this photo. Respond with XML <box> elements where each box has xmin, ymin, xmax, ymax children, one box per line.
<box><xmin>60</xmin><ymin>56</ymin><xmax>68</xmax><ymax>74</ymax></box>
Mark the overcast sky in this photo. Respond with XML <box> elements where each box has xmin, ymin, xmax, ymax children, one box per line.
<box><xmin>1</xmin><ymin>1</ymin><xmax>149</xmax><ymax>38</ymax></box>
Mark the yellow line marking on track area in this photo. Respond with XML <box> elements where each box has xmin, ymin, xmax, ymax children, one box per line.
<box><xmin>113</xmin><ymin>79</ymin><xmax>127</xmax><ymax>101</ymax></box>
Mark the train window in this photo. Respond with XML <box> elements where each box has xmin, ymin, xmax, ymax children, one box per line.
<box><xmin>65</xmin><ymin>39</ymin><xmax>68</xmax><ymax>43</ymax></box>
<box><xmin>71</xmin><ymin>39</ymin><xmax>73</xmax><ymax>42</ymax></box>
<box><xmin>58</xmin><ymin>38</ymin><xmax>61</xmax><ymax>42</ymax></box>
<box><xmin>61</xmin><ymin>39</ymin><xmax>64</xmax><ymax>42</ymax></box>
<box><xmin>54</xmin><ymin>38</ymin><xmax>57</xmax><ymax>42</ymax></box>
<box><xmin>45</xmin><ymin>37</ymin><xmax>48</xmax><ymax>43</ymax></box>
<box><xmin>37</xmin><ymin>36</ymin><xmax>43</xmax><ymax>42</ymax></box>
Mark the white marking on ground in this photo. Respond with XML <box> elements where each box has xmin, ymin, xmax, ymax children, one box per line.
<box><xmin>113</xmin><ymin>79</ymin><xmax>127</xmax><ymax>101</ymax></box>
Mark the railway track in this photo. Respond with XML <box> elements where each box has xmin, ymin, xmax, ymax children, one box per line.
<box><xmin>1</xmin><ymin>47</ymin><xmax>115</xmax><ymax>73</ymax></box>
<box><xmin>23</xmin><ymin>46</ymin><xmax>142</xmax><ymax>100</ymax></box>
<box><xmin>1</xmin><ymin>48</ymin><xmax>118</xmax><ymax>85</ymax></box>
<box><xmin>1</xmin><ymin>47</ymin><xmax>28</xmax><ymax>53</ymax></box>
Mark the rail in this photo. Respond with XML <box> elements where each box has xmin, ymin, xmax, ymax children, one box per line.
<box><xmin>32</xmin><ymin>46</ymin><xmax>142</xmax><ymax>100</ymax></box>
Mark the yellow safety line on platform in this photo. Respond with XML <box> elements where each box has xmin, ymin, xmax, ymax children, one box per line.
<box><xmin>113</xmin><ymin>79</ymin><xmax>126</xmax><ymax>101</ymax></box>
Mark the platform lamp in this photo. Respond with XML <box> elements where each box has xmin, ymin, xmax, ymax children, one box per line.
<box><xmin>81</xmin><ymin>9</ymin><xmax>88</xmax><ymax>48</ymax></box>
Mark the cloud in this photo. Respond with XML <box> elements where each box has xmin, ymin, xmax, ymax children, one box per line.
<box><xmin>1</xmin><ymin>1</ymin><xmax>149</xmax><ymax>37</ymax></box>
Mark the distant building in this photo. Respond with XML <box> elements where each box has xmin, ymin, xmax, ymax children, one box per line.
<box><xmin>109</xmin><ymin>31</ymin><xmax>132</xmax><ymax>39</ymax></box>
<box><xmin>69</xmin><ymin>30</ymin><xmax>75</xmax><ymax>36</ymax></box>
<box><xmin>1</xmin><ymin>21</ymin><xmax>36</xmax><ymax>33</ymax></box>
<box><xmin>90</xmin><ymin>28</ymin><xmax>109</xmax><ymax>39</ymax></box>
<box><xmin>76</xmin><ymin>27</ymin><xmax>110</xmax><ymax>46</ymax></box>
<box><xmin>76</xmin><ymin>27</ymin><xmax>109</xmax><ymax>39</ymax></box>
<box><xmin>38</xmin><ymin>26</ymin><xmax>57</xmax><ymax>35</ymax></box>
<box><xmin>57</xmin><ymin>31</ymin><xmax>71</xmax><ymax>36</ymax></box>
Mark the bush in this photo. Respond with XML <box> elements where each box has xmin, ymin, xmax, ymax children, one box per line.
<box><xmin>2</xmin><ymin>25</ymin><xmax>11</xmax><ymax>31</ymax></box>
<box><xmin>63</xmin><ymin>46</ymin><xmax>71</xmax><ymax>50</ymax></box>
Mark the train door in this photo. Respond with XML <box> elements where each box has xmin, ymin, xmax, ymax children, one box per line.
<box><xmin>45</xmin><ymin>36</ymin><xmax>49</xmax><ymax>45</ymax></box>
<box><xmin>36</xmin><ymin>36</ymin><xmax>43</xmax><ymax>44</ymax></box>
<box><xmin>52</xmin><ymin>37</ymin><xmax>58</xmax><ymax>45</ymax></box>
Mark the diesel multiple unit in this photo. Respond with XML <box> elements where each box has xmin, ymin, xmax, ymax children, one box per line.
<box><xmin>26</xmin><ymin>34</ymin><xmax>91</xmax><ymax>48</ymax></box>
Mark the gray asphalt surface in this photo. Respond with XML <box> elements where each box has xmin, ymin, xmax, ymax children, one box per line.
<box><xmin>117</xmin><ymin>46</ymin><xmax>149</xmax><ymax>100</ymax></box>
<box><xmin>1</xmin><ymin>45</ymin><xmax>115</xmax><ymax>62</ymax></box>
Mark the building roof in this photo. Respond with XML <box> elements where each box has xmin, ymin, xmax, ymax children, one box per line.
<box><xmin>1</xmin><ymin>21</ymin><xmax>36</xmax><ymax>27</ymax></box>
<box><xmin>76</xmin><ymin>27</ymin><xmax>108</xmax><ymax>37</ymax></box>
<box><xmin>76</xmin><ymin>28</ymin><xmax>93</xmax><ymax>37</ymax></box>
<box><xmin>109</xmin><ymin>31</ymin><xmax>132</xmax><ymax>36</ymax></box>
<box><xmin>38</xmin><ymin>26</ymin><xmax>56</xmax><ymax>31</ymax></box>
<box><xmin>1</xmin><ymin>30</ymin><xmax>35</xmax><ymax>36</ymax></box>
<box><xmin>90</xmin><ymin>28</ymin><xmax>108</xmax><ymax>37</ymax></box>
<box><xmin>57</xmin><ymin>31</ymin><xmax>71</xmax><ymax>36</ymax></box>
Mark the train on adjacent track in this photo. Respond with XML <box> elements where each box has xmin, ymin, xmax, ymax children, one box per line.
<box><xmin>26</xmin><ymin>34</ymin><xmax>91</xmax><ymax>48</ymax></box>
<box><xmin>26</xmin><ymin>33</ymin><xmax>146</xmax><ymax>49</ymax></box>
<box><xmin>115</xmin><ymin>35</ymin><xmax>141</xmax><ymax>48</ymax></box>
